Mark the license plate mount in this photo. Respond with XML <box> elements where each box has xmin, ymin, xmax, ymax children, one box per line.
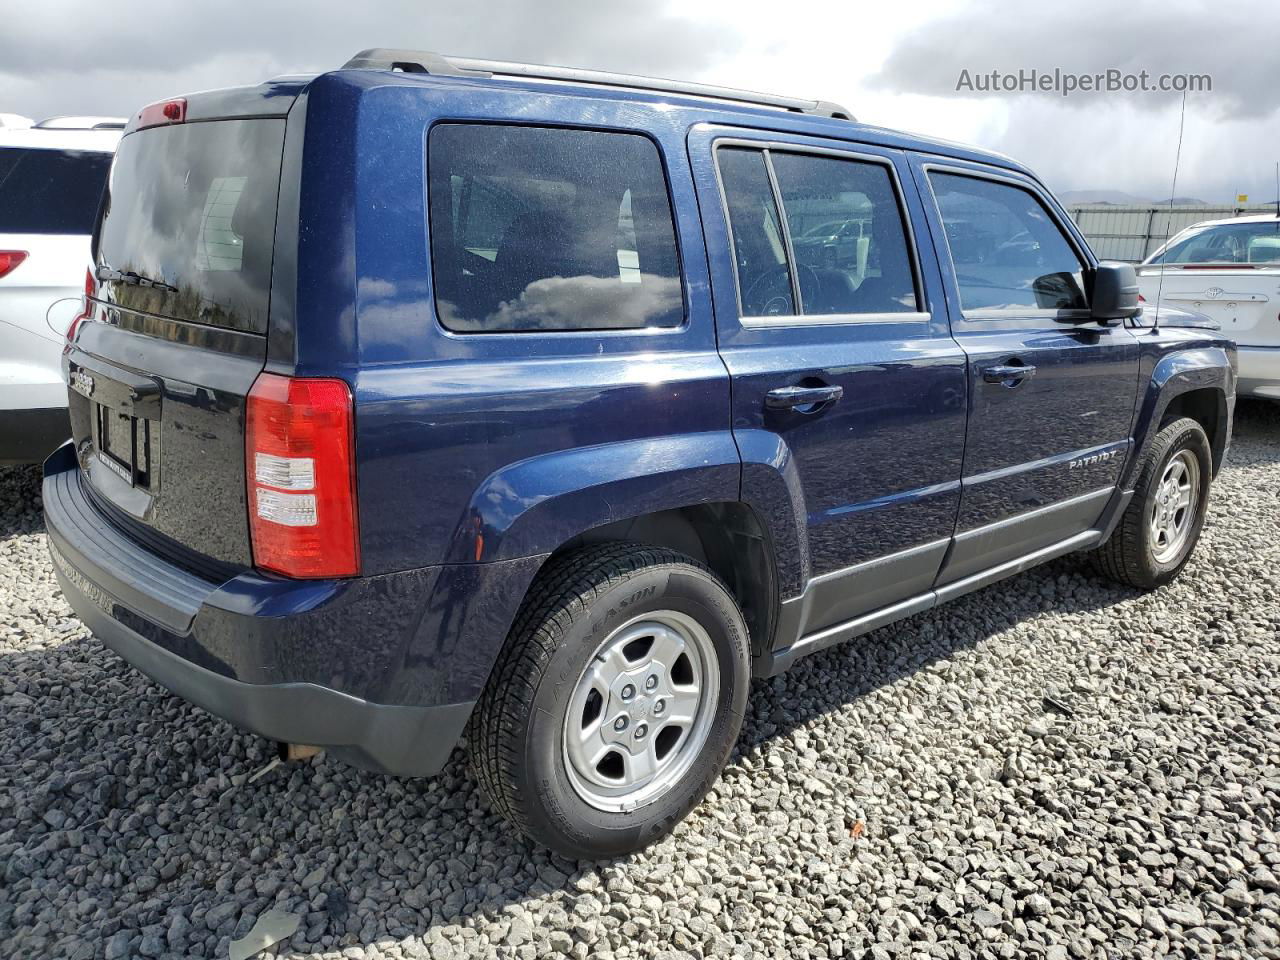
<box><xmin>95</xmin><ymin>402</ymin><xmax>153</xmax><ymax>488</ymax></box>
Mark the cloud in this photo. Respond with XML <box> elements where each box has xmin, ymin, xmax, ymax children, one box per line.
<box><xmin>3</xmin><ymin>0</ymin><xmax>1273</xmax><ymax>203</ymax></box>
<box><xmin>994</xmin><ymin>99</ymin><xmax>1280</xmax><ymax>204</ymax></box>
<box><xmin>0</xmin><ymin>0</ymin><xmax>743</xmax><ymax>119</ymax></box>
<box><xmin>871</xmin><ymin>0</ymin><xmax>1278</xmax><ymax>120</ymax></box>
<box><xmin>440</xmin><ymin>274</ymin><xmax>684</xmax><ymax>332</ymax></box>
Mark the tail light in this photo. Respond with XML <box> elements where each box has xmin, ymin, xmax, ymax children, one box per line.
<box><xmin>0</xmin><ymin>250</ymin><xmax>27</xmax><ymax>279</ymax></box>
<box><xmin>246</xmin><ymin>373</ymin><xmax>360</xmax><ymax>578</ymax></box>
<box><xmin>66</xmin><ymin>268</ymin><xmax>95</xmax><ymax>343</ymax></box>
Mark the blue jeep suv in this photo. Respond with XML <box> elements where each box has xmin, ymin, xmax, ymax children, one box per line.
<box><xmin>44</xmin><ymin>49</ymin><xmax>1235</xmax><ymax>858</ymax></box>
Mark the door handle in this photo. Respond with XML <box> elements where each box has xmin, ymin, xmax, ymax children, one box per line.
<box><xmin>765</xmin><ymin>385</ymin><xmax>844</xmax><ymax>409</ymax></box>
<box><xmin>982</xmin><ymin>363</ymin><xmax>1037</xmax><ymax>385</ymax></box>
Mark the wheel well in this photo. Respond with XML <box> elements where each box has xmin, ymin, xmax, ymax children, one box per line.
<box><xmin>551</xmin><ymin>503</ymin><xmax>779</xmax><ymax>656</ymax></box>
<box><xmin>1161</xmin><ymin>388</ymin><xmax>1227</xmax><ymax>474</ymax></box>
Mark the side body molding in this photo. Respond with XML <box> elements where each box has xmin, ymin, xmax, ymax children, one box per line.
<box><xmin>445</xmin><ymin>432</ymin><xmax>743</xmax><ymax>564</ymax></box>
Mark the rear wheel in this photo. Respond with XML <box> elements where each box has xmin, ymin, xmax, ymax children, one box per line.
<box><xmin>1091</xmin><ymin>417</ymin><xmax>1212</xmax><ymax>589</ymax></box>
<box><xmin>469</xmin><ymin>543</ymin><xmax>750</xmax><ymax>858</ymax></box>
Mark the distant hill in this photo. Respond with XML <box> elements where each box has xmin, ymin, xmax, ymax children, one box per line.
<box><xmin>1058</xmin><ymin>189</ymin><xmax>1153</xmax><ymax>205</ymax></box>
<box><xmin>1153</xmin><ymin>196</ymin><xmax>1209</xmax><ymax>205</ymax></box>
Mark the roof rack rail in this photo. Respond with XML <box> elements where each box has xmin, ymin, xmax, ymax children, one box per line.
<box><xmin>33</xmin><ymin>115</ymin><xmax>128</xmax><ymax>131</ymax></box>
<box><xmin>340</xmin><ymin>48</ymin><xmax>855</xmax><ymax>121</ymax></box>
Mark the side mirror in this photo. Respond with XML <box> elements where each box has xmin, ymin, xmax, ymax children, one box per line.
<box><xmin>1091</xmin><ymin>261</ymin><xmax>1140</xmax><ymax>320</ymax></box>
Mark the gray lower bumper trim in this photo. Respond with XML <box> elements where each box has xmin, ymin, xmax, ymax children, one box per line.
<box><xmin>62</xmin><ymin>569</ymin><xmax>472</xmax><ymax>777</ymax></box>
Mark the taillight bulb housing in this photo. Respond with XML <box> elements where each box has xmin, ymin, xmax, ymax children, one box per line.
<box><xmin>245</xmin><ymin>373</ymin><xmax>360</xmax><ymax>578</ymax></box>
<box><xmin>0</xmin><ymin>250</ymin><xmax>28</xmax><ymax>279</ymax></box>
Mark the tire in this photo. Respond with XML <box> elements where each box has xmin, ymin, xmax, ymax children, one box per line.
<box><xmin>468</xmin><ymin>542</ymin><xmax>751</xmax><ymax>859</ymax></box>
<box><xmin>1090</xmin><ymin>417</ymin><xmax>1212</xmax><ymax>590</ymax></box>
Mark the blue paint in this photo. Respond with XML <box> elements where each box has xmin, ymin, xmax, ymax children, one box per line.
<box><xmin>45</xmin><ymin>63</ymin><xmax>1236</xmax><ymax>778</ymax></box>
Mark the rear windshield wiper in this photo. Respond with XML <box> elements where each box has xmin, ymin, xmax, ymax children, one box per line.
<box><xmin>95</xmin><ymin>265</ymin><xmax>178</xmax><ymax>293</ymax></box>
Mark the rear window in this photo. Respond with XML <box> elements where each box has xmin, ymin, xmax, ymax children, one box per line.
<box><xmin>1149</xmin><ymin>220</ymin><xmax>1280</xmax><ymax>265</ymax></box>
<box><xmin>0</xmin><ymin>147</ymin><xmax>112</xmax><ymax>235</ymax></box>
<box><xmin>95</xmin><ymin>119</ymin><xmax>285</xmax><ymax>333</ymax></box>
<box><xmin>427</xmin><ymin>123</ymin><xmax>684</xmax><ymax>333</ymax></box>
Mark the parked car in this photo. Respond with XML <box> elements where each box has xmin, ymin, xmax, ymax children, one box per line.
<box><xmin>0</xmin><ymin>120</ymin><xmax>122</xmax><ymax>463</ymax></box>
<box><xmin>1139</xmin><ymin>213</ymin><xmax>1280</xmax><ymax>400</ymax></box>
<box><xmin>43</xmin><ymin>51</ymin><xmax>1235</xmax><ymax>858</ymax></box>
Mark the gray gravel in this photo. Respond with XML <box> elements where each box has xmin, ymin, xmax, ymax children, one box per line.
<box><xmin>3</xmin><ymin>400</ymin><xmax>1279</xmax><ymax>960</ymax></box>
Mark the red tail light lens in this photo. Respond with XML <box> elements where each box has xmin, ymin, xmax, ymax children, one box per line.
<box><xmin>246</xmin><ymin>373</ymin><xmax>360</xmax><ymax>578</ymax></box>
<box><xmin>0</xmin><ymin>250</ymin><xmax>27</xmax><ymax>279</ymax></box>
<box><xmin>66</xmin><ymin>267</ymin><xmax>95</xmax><ymax>343</ymax></box>
<box><xmin>135</xmin><ymin>97</ymin><xmax>187</xmax><ymax>130</ymax></box>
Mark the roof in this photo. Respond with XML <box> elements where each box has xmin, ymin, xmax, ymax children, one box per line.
<box><xmin>329</xmin><ymin>61</ymin><xmax>1032</xmax><ymax>178</ymax></box>
<box><xmin>112</xmin><ymin>51</ymin><xmax>1032</xmax><ymax>180</ymax></box>
<box><xmin>1174</xmin><ymin>212</ymin><xmax>1280</xmax><ymax>229</ymax></box>
<box><xmin>341</xmin><ymin>48</ymin><xmax>854</xmax><ymax>120</ymax></box>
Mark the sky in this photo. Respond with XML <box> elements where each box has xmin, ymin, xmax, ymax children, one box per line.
<box><xmin>3</xmin><ymin>0</ymin><xmax>1277</xmax><ymax>203</ymax></box>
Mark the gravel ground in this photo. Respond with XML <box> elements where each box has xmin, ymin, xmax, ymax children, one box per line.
<box><xmin>2</xmin><ymin>400</ymin><xmax>1279</xmax><ymax>960</ymax></box>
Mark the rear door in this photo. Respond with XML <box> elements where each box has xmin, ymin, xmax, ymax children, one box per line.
<box><xmin>66</xmin><ymin>117</ymin><xmax>287</xmax><ymax>571</ymax></box>
<box><xmin>910</xmin><ymin>157</ymin><xmax>1140</xmax><ymax>584</ymax></box>
<box><xmin>691</xmin><ymin>126</ymin><xmax>967</xmax><ymax>640</ymax></box>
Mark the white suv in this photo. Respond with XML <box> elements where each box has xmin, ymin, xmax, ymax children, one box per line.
<box><xmin>0</xmin><ymin>119</ymin><xmax>122</xmax><ymax>463</ymax></box>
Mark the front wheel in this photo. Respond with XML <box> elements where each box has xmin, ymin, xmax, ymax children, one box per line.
<box><xmin>468</xmin><ymin>543</ymin><xmax>750</xmax><ymax>858</ymax></box>
<box><xmin>1091</xmin><ymin>417</ymin><xmax>1213</xmax><ymax>589</ymax></box>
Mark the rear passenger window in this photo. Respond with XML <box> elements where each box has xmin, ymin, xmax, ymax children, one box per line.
<box><xmin>717</xmin><ymin>146</ymin><xmax>920</xmax><ymax>318</ymax></box>
<box><xmin>428</xmin><ymin>124</ymin><xmax>683</xmax><ymax>333</ymax></box>
<box><xmin>771</xmin><ymin>152</ymin><xmax>920</xmax><ymax>315</ymax></box>
<box><xmin>929</xmin><ymin>172</ymin><xmax>1087</xmax><ymax>313</ymax></box>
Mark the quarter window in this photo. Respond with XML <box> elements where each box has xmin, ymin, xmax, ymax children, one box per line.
<box><xmin>427</xmin><ymin>124</ymin><xmax>683</xmax><ymax>333</ymax></box>
<box><xmin>929</xmin><ymin>172</ymin><xmax>1087</xmax><ymax>313</ymax></box>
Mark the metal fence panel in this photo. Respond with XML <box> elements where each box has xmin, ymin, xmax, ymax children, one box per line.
<box><xmin>1065</xmin><ymin>204</ymin><xmax>1279</xmax><ymax>262</ymax></box>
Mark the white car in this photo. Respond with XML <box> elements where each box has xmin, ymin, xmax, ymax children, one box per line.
<box><xmin>1138</xmin><ymin>213</ymin><xmax>1280</xmax><ymax>400</ymax></box>
<box><xmin>0</xmin><ymin>119</ymin><xmax>122</xmax><ymax>463</ymax></box>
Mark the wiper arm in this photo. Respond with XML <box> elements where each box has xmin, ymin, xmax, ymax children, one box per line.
<box><xmin>95</xmin><ymin>265</ymin><xmax>178</xmax><ymax>293</ymax></box>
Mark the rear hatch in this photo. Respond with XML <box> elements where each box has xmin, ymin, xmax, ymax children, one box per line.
<box><xmin>66</xmin><ymin>111</ymin><xmax>288</xmax><ymax>574</ymax></box>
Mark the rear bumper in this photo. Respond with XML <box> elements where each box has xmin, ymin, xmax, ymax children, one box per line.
<box><xmin>0</xmin><ymin>406</ymin><xmax>69</xmax><ymax>465</ymax></box>
<box><xmin>59</xmin><ymin>584</ymin><xmax>472</xmax><ymax>775</ymax></box>
<box><xmin>1237</xmin><ymin>346</ymin><xmax>1280</xmax><ymax>399</ymax></box>
<box><xmin>43</xmin><ymin>442</ymin><xmax>543</xmax><ymax>776</ymax></box>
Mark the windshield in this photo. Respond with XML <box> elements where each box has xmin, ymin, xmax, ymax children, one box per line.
<box><xmin>0</xmin><ymin>147</ymin><xmax>112</xmax><ymax>235</ymax></box>
<box><xmin>1147</xmin><ymin>220</ymin><xmax>1280</xmax><ymax>266</ymax></box>
<box><xmin>95</xmin><ymin>119</ymin><xmax>285</xmax><ymax>333</ymax></box>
